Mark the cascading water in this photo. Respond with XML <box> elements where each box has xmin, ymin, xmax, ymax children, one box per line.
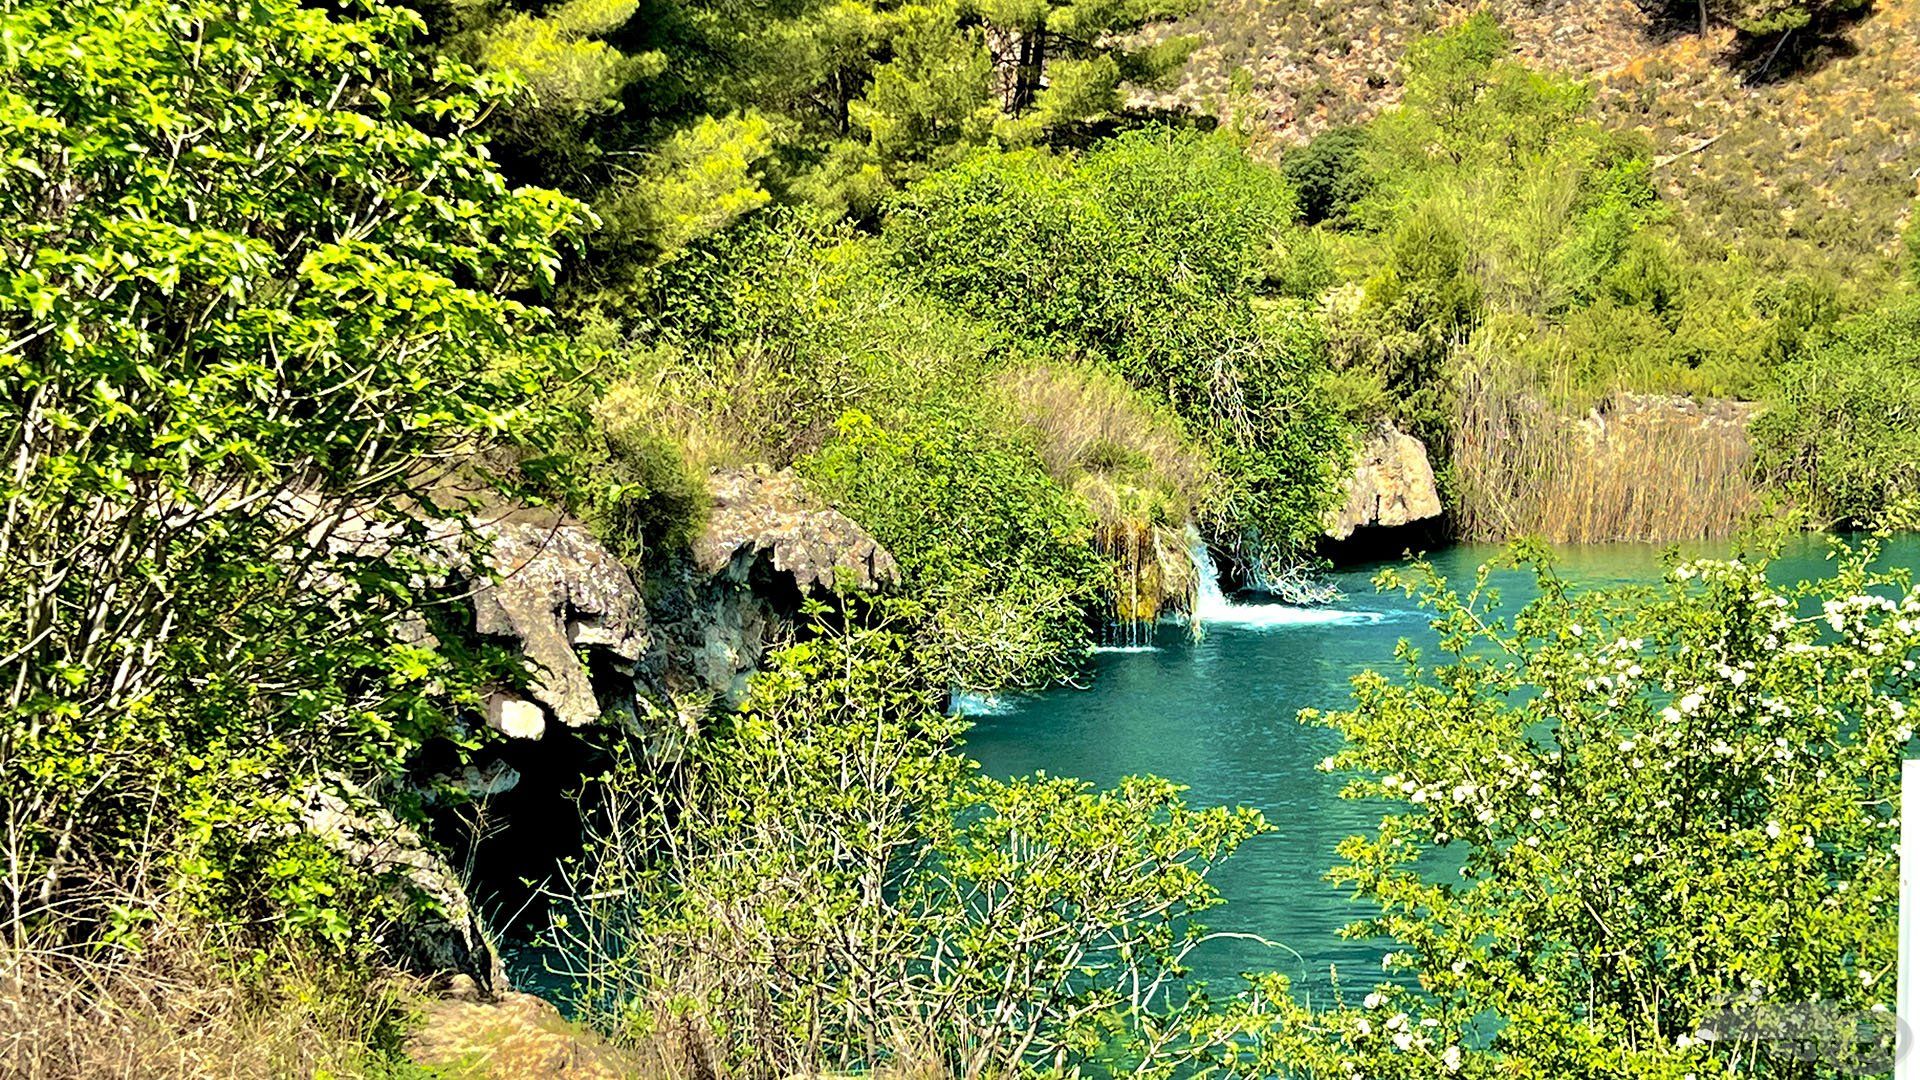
<box><xmin>1186</xmin><ymin>527</ymin><xmax>1385</xmax><ymax>629</ymax></box>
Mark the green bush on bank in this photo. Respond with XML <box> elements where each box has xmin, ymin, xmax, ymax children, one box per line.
<box><xmin>1237</xmin><ymin>542</ymin><xmax>1913</xmax><ymax>1075</ymax></box>
<box><xmin>1754</xmin><ymin>295</ymin><xmax>1920</xmax><ymax>529</ymax></box>
<box><xmin>799</xmin><ymin>410</ymin><xmax>1108</xmax><ymax>691</ymax></box>
<box><xmin>546</xmin><ymin>610</ymin><xmax>1271</xmax><ymax>1075</ymax></box>
<box><xmin>885</xmin><ymin>129</ymin><xmax>1354</xmax><ymax>555</ymax></box>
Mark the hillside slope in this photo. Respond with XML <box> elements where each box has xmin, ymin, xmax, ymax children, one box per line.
<box><xmin>1137</xmin><ymin>0</ymin><xmax>1919</xmax><ymax>276</ymax></box>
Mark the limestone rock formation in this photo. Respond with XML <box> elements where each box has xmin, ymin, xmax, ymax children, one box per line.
<box><xmin>467</xmin><ymin>514</ymin><xmax>648</xmax><ymax>734</ymax></box>
<box><xmin>693</xmin><ymin>465</ymin><xmax>900</xmax><ymax>592</ymax></box>
<box><xmin>649</xmin><ymin>466</ymin><xmax>899</xmax><ymax>708</ymax></box>
<box><xmin>1323</xmin><ymin>420</ymin><xmax>1444</xmax><ymax>540</ymax></box>
<box><xmin>301</xmin><ymin>787</ymin><xmax>506</xmax><ymax>989</ymax></box>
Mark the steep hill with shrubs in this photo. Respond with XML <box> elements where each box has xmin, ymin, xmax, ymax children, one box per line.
<box><xmin>1139</xmin><ymin>0</ymin><xmax>1920</xmax><ymax>279</ymax></box>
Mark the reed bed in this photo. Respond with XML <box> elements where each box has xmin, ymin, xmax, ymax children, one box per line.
<box><xmin>1451</xmin><ymin>361</ymin><xmax>1759</xmax><ymax>543</ymax></box>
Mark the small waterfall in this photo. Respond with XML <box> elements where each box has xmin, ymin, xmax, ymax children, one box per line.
<box><xmin>1187</xmin><ymin>527</ymin><xmax>1233</xmax><ymax>624</ymax></box>
<box><xmin>1185</xmin><ymin>526</ymin><xmax>1385</xmax><ymax>629</ymax></box>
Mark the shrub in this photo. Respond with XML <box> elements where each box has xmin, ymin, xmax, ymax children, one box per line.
<box><xmin>886</xmin><ymin>131</ymin><xmax>1352</xmax><ymax>554</ymax></box>
<box><xmin>588</xmin><ymin>385</ymin><xmax>712</xmax><ymax>559</ymax></box>
<box><xmin>1753</xmin><ymin>295</ymin><xmax>1920</xmax><ymax>528</ymax></box>
<box><xmin>542</xmin><ymin>614</ymin><xmax>1268</xmax><ymax>1077</ymax></box>
<box><xmin>1279</xmin><ymin>543</ymin><xmax>1915</xmax><ymax>1076</ymax></box>
<box><xmin>1281</xmin><ymin>125</ymin><xmax>1373</xmax><ymax>227</ymax></box>
<box><xmin>799</xmin><ymin>410</ymin><xmax>1107</xmax><ymax>690</ymax></box>
<box><xmin>630</xmin><ymin>215</ymin><xmax>1008</xmax><ymax>465</ymax></box>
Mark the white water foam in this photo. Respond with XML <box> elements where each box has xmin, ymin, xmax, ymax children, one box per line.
<box><xmin>949</xmin><ymin>690</ymin><xmax>1018</xmax><ymax>716</ymax></box>
<box><xmin>1188</xmin><ymin>529</ymin><xmax>1388</xmax><ymax>629</ymax></box>
<box><xmin>1093</xmin><ymin>644</ymin><xmax>1162</xmax><ymax>654</ymax></box>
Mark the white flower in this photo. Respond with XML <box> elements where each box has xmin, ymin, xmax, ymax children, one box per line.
<box><xmin>1679</xmin><ymin>691</ymin><xmax>1705</xmax><ymax>714</ymax></box>
<box><xmin>1364</xmin><ymin>992</ymin><xmax>1384</xmax><ymax>1009</ymax></box>
<box><xmin>1765</xmin><ymin>821</ymin><xmax>1782</xmax><ymax>840</ymax></box>
<box><xmin>1660</xmin><ymin>706</ymin><xmax>1682</xmax><ymax>723</ymax></box>
<box><xmin>1387</xmin><ymin>1012</ymin><xmax>1409</xmax><ymax>1032</ymax></box>
<box><xmin>1529</xmin><ymin>807</ymin><xmax>1544</xmax><ymax>821</ymax></box>
<box><xmin>1356</xmin><ymin>1017</ymin><xmax>1372</xmax><ymax>1036</ymax></box>
<box><xmin>1570</xmin><ymin>623</ymin><xmax>1584</xmax><ymax>637</ymax></box>
<box><xmin>1442</xmin><ymin>1045</ymin><xmax>1463</xmax><ymax>1072</ymax></box>
<box><xmin>1393</xmin><ymin>1032</ymin><xmax>1414</xmax><ymax>1051</ymax></box>
<box><xmin>1524</xmin><ymin>835</ymin><xmax>1541</xmax><ymax>848</ymax></box>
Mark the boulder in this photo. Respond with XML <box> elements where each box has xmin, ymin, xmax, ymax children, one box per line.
<box><xmin>694</xmin><ymin>466</ymin><xmax>900</xmax><ymax>592</ymax></box>
<box><xmin>648</xmin><ymin>467</ymin><xmax>899</xmax><ymax>708</ymax></box>
<box><xmin>468</xmin><ymin>515</ymin><xmax>648</xmax><ymax>731</ymax></box>
<box><xmin>302</xmin><ymin>787</ymin><xmax>506</xmax><ymax>990</ymax></box>
<box><xmin>1324</xmin><ymin>420</ymin><xmax>1444</xmax><ymax>540</ymax></box>
<box><xmin>409</xmin><ymin>973</ymin><xmax>642</xmax><ymax>1079</ymax></box>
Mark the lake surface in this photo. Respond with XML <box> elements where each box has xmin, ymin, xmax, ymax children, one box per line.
<box><xmin>958</xmin><ymin>534</ymin><xmax>1920</xmax><ymax>1008</ymax></box>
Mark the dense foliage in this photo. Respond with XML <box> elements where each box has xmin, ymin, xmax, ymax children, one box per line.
<box><xmin>9</xmin><ymin>0</ymin><xmax>1920</xmax><ymax>1073</ymax></box>
<box><xmin>547</xmin><ymin>610</ymin><xmax>1267</xmax><ymax>1076</ymax></box>
<box><xmin>888</xmin><ymin>130</ymin><xmax>1354</xmax><ymax>557</ymax></box>
<box><xmin>1754</xmin><ymin>296</ymin><xmax>1920</xmax><ymax>530</ymax></box>
<box><xmin>1287</xmin><ymin>543</ymin><xmax>1915</xmax><ymax>1076</ymax></box>
<box><xmin>800</xmin><ymin>412</ymin><xmax>1108</xmax><ymax>690</ymax></box>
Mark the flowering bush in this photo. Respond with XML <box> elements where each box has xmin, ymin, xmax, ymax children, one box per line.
<box><xmin>1277</xmin><ymin>540</ymin><xmax>1914</xmax><ymax>1077</ymax></box>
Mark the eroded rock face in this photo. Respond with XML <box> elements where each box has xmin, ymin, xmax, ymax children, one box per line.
<box><xmin>467</xmin><ymin>514</ymin><xmax>648</xmax><ymax>734</ymax></box>
<box><xmin>302</xmin><ymin>787</ymin><xmax>506</xmax><ymax>990</ymax></box>
<box><xmin>649</xmin><ymin>467</ymin><xmax>899</xmax><ymax>708</ymax></box>
<box><xmin>1323</xmin><ymin>420</ymin><xmax>1444</xmax><ymax>541</ymax></box>
<box><xmin>694</xmin><ymin>466</ymin><xmax>900</xmax><ymax>592</ymax></box>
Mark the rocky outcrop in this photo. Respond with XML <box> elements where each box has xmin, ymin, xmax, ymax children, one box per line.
<box><xmin>1323</xmin><ymin>420</ymin><xmax>1444</xmax><ymax>540</ymax></box>
<box><xmin>302</xmin><ymin>787</ymin><xmax>506</xmax><ymax>989</ymax></box>
<box><xmin>694</xmin><ymin>466</ymin><xmax>900</xmax><ymax>592</ymax></box>
<box><xmin>648</xmin><ymin>467</ymin><xmax>900</xmax><ymax>708</ymax></box>
<box><xmin>467</xmin><ymin>514</ymin><xmax>648</xmax><ymax>738</ymax></box>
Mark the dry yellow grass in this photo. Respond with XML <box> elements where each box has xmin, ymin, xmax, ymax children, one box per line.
<box><xmin>0</xmin><ymin>933</ymin><xmax>423</xmax><ymax>1080</ymax></box>
<box><xmin>997</xmin><ymin>362</ymin><xmax>1214</xmax><ymax>625</ymax></box>
<box><xmin>1136</xmin><ymin>0</ymin><xmax>1919</xmax><ymax>278</ymax></box>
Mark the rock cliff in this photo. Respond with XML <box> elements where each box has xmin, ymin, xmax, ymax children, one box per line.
<box><xmin>647</xmin><ymin>466</ymin><xmax>900</xmax><ymax>709</ymax></box>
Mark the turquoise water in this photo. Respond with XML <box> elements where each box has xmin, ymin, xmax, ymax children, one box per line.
<box><xmin>959</xmin><ymin>535</ymin><xmax>1920</xmax><ymax>1007</ymax></box>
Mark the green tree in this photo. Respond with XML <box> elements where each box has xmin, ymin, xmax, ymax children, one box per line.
<box><xmin>1753</xmin><ymin>296</ymin><xmax>1920</xmax><ymax>529</ymax></box>
<box><xmin>0</xmin><ymin>0</ymin><xmax>580</xmax><ymax>949</ymax></box>
<box><xmin>886</xmin><ymin>130</ymin><xmax>1353</xmax><ymax>557</ymax></box>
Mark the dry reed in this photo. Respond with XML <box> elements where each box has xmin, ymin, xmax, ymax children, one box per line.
<box><xmin>1451</xmin><ymin>359</ymin><xmax>1760</xmax><ymax>543</ymax></box>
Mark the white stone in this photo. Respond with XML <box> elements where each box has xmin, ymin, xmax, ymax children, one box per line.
<box><xmin>487</xmin><ymin>692</ymin><xmax>546</xmax><ymax>740</ymax></box>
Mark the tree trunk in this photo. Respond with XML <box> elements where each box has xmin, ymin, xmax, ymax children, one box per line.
<box><xmin>1698</xmin><ymin>0</ymin><xmax>1709</xmax><ymax>36</ymax></box>
<box><xmin>986</xmin><ymin>24</ymin><xmax>1043</xmax><ymax>115</ymax></box>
